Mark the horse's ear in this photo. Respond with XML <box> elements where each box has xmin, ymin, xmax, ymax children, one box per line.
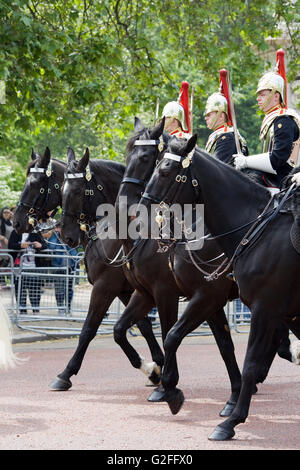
<box><xmin>185</xmin><ymin>134</ymin><xmax>198</xmax><ymax>155</ymax></box>
<box><xmin>67</xmin><ymin>147</ymin><xmax>75</xmax><ymax>165</ymax></box>
<box><xmin>40</xmin><ymin>147</ymin><xmax>51</xmax><ymax>168</ymax></box>
<box><xmin>31</xmin><ymin>148</ymin><xmax>37</xmax><ymax>161</ymax></box>
<box><xmin>150</xmin><ymin>117</ymin><xmax>165</xmax><ymax>140</ymax></box>
<box><xmin>134</xmin><ymin>117</ymin><xmax>145</xmax><ymax>133</ymax></box>
<box><xmin>77</xmin><ymin>148</ymin><xmax>90</xmax><ymax>171</ymax></box>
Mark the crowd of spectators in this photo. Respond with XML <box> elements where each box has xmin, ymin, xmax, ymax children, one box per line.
<box><xmin>0</xmin><ymin>207</ymin><xmax>79</xmax><ymax>316</ymax></box>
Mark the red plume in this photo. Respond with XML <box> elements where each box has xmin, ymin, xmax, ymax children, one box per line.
<box><xmin>219</xmin><ymin>69</ymin><xmax>232</xmax><ymax>126</ymax></box>
<box><xmin>178</xmin><ymin>81</ymin><xmax>190</xmax><ymax>133</ymax></box>
<box><xmin>276</xmin><ymin>49</ymin><xmax>287</xmax><ymax>108</ymax></box>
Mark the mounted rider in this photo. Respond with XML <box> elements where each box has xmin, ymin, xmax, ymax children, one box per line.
<box><xmin>234</xmin><ymin>49</ymin><xmax>300</xmax><ymax>188</ymax></box>
<box><xmin>160</xmin><ymin>81</ymin><xmax>192</xmax><ymax>139</ymax></box>
<box><xmin>204</xmin><ymin>69</ymin><xmax>248</xmax><ymax>164</ymax></box>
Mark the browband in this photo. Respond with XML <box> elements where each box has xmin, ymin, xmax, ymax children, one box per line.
<box><xmin>163</xmin><ymin>152</ymin><xmax>183</xmax><ymax>162</ymax></box>
<box><xmin>134</xmin><ymin>140</ymin><xmax>160</xmax><ymax>146</ymax></box>
<box><xmin>30</xmin><ymin>168</ymin><xmax>45</xmax><ymax>173</ymax></box>
<box><xmin>64</xmin><ymin>173</ymin><xmax>85</xmax><ymax>179</ymax></box>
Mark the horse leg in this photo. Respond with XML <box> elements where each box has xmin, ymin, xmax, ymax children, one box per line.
<box><xmin>113</xmin><ymin>290</ymin><xmax>162</xmax><ymax>386</ymax></box>
<box><xmin>207</xmin><ymin>308</ymin><xmax>242</xmax><ymax>417</ymax></box>
<box><xmin>135</xmin><ymin>316</ymin><xmax>165</xmax><ymax>376</ymax></box>
<box><xmin>276</xmin><ymin>322</ymin><xmax>292</xmax><ymax>362</ymax></box>
<box><xmin>146</xmin><ymin>291</ymin><xmax>179</xmax><ymax>403</ymax></box>
<box><xmin>209</xmin><ymin>310</ymin><xmax>281</xmax><ymax>441</ymax></box>
<box><xmin>161</xmin><ymin>293</ymin><xmax>211</xmax><ymax>415</ymax></box>
<box><xmin>50</xmin><ymin>280</ymin><xmax>121</xmax><ymax>391</ymax></box>
<box><xmin>118</xmin><ymin>291</ymin><xmax>165</xmax><ymax>376</ymax></box>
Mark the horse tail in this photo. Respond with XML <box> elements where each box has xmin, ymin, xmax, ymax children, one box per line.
<box><xmin>0</xmin><ymin>302</ymin><xmax>19</xmax><ymax>370</ymax></box>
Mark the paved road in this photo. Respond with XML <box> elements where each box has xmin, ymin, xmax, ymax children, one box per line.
<box><xmin>1</xmin><ymin>331</ymin><xmax>299</xmax><ymax>451</ymax></box>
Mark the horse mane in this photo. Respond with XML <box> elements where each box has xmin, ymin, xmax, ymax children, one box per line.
<box><xmin>126</xmin><ymin>128</ymin><xmax>150</xmax><ymax>155</ymax></box>
<box><xmin>168</xmin><ymin>136</ymin><xmax>271</xmax><ymax>201</ymax></box>
<box><xmin>89</xmin><ymin>159</ymin><xmax>125</xmax><ymax>178</ymax></box>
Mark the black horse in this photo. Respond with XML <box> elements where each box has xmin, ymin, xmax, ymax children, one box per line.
<box><xmin>113</xmin><ymin>117</ymin><xmax>244</xmax><ymax>415</ymax></box>
<box><xmin>13</xmin><ymin>147</ymin><xmax>65</xmax><ymax>233</ymax></box>
<box><xmin>13</xmin><ymin>147</ymin><xmax>164</xmax><ymax>390</ymax></box>
<box><xmin>140</xmin><ymin>133</ymin><xmax>300</xmax><ymax>440</ymax></box>
<box><xmin>53</xmin><ymin>148</ymin><xmax>164</xmax><ymax>391</ymax></box>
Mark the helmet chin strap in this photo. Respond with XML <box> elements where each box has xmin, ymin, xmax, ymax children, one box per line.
<box><xmin>207</xmin><ymin>109</ymin><xmax>222</xmax><ymax>131</ymax></box>
<box><xmin>209</xmin><ymin>109</ymin><xmax>222</xmax><ymax>131</ymax></box>
<box><xmin>261</xmin><ymin>89</ymin><xmax>276</xmax><ymax>113</ymax></box>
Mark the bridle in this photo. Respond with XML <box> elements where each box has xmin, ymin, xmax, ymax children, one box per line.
<box><xmin>120</xmin><ymin>138</ymin><xmax>162</xmax><ymax>190</ymax></box>
<box><xmin>62</xmin><ymin>165</ymin><xmax>106</xmax><ymax>234</ymax></box>
<box><xmin>17</xmin><ymin>161</ymin><xmax>61</xmax><ymax>227</ymax></box>
<box><xmin>142</xmin><ymin>149</ymin><xmax>200</xmax><ymax>206</ymax></box>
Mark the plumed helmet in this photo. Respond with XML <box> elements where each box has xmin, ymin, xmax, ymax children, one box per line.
<box><xmin>161</xmin><ymin>101</ymin><xmax>187</xmax><ymax>130</ymax></box>
<box><xmin>204</xmin><ymin>92</ymin><xmax>228</xmax><ymax>117</ymax></box>
<box><xmin>256</xmin><ymin>49</ymin><xmax>287</xmax><ymax>107</ymax></box>
<box><xmin>161</xmin><ymin>81</ymin><xmax>190</xmax><ymax>132</ymax></box>
<box><xmin>204</xmin><ymin>69</ymin><xmax>233</xmax><ymax>125</ymax></box>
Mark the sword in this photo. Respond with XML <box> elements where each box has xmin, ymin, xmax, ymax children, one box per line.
<box><xmin>190</xmin><ymin>86</ymin><xmax>194</xmax><ymax>134</ymax></box>
<box><xmin>226</xmin><ymin>70</ymin><xmax>241</xmax><ymax>155</ymax></box>
<box><xmin>155</xmin><ymin>97</ymin><xmax>160</xmax><ymax>124</ymax></box>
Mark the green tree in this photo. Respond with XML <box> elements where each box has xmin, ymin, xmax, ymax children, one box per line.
<box><xmin>0</xmin><ymin>0</ymin><xmax>299</xmax><ymax>192</ymax></box>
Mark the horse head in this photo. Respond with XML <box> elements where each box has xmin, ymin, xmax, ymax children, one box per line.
<box><xmin>61</xmin><ymin>147</ymin><xmax>91</xmax><ymax>248</ymax></box>
<box><xmin>13</xmin><ymin>147</ymin><xmax>64</xmax><ymax>233</ymax></box>
<box><xmin>116</xmin><ymin>116</ymin><xmax>167</xmax><ymax>218</ymax></box>
<box><xmin>139</xmin><ymin>133</ymin><xmax>199</xmax><ymax>212</ymax></box>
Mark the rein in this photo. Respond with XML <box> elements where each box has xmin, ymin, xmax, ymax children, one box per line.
<box><xmin>145</xmin><ymin>149</ymin><xmax>297</xmax><ymax>280</ymax></box>
<box><xmin>200</xmin><ymin>182</ymin><xmax>297</xmax><ymax>281</ymax></box>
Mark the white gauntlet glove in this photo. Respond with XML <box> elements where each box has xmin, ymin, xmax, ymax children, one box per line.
<box><xmin>233</xmin><ymin>153</ymin><xmax>276</xmax><ymax>175</ymax></box>
<box><xmin>291</xmin><ymin>172</ymin><xmax>300</xmax><ymax>186</ymax></box>
<box><xmin>233</xmin><ymin>154</ymin><xmax>248</xmax><ymax>170</ymax></box>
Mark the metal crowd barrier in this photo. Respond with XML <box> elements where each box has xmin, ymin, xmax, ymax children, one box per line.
<box><xmin>0</xmin><ymin>249</ymin><xmax>251</xmax><ymax>338</ymax></box>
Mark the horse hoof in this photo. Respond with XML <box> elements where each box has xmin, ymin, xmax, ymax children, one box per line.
<box><xmin>166</xmin><ymin>388</ymin><xmax>185</xmax><ymax>415</ymax></box>
<box><xmin>219</xmin><ymin>401</ymin><xmax>236</xmax><ymax>417</ymax></box>
<box><xmin>147</xmin><ymin>385</ymin><xmax>166</xmax><ymax>402</ymax></box>
<box><xmin>49</xmin><ymin>376</ymin><xmax>72</xmax><ymax>391</ymax></box>
<box><xmin>208</xmin><ymin>425</ymin><xmax>235</xmax><ymax>441</ymax></box>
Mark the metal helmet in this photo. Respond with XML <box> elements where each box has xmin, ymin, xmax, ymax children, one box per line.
<box><xmin>256</xmin><ymin>49</ymin><xmax>287</xmax><ymax>107</ymax></box>
<box><xmin>161</xmin><ymin>101</ymin><xmax>188</xmax><ymax>132</ymax></box>
<box><xmin>204</xmin><ymin>92</ymin><xmax>228</xmax><ymax>117</ymax></box>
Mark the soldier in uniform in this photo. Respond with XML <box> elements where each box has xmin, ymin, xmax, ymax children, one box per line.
<box><xmin>161</xmin><ymin>81</ymin><xmax>192</xmax><ymax>139</ymax></box>
<box><xmin>204</xmin><ymin>69</ymin><xmax>248</xmax><ymax>164</ymax></box>
<box><xmin>234</xmin><ymin>49</ymin><xmax>300</xmax><ymax>188</ymax></box>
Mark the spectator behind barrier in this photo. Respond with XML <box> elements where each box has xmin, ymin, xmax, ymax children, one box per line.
<box><xmin>8</xmin><ymin>229</ymin><xmax>48</xmax><ymax>314</ymax></box>
<box><xmin>0</xmin><ymin>207</ymin><xmax>13</xmax><ymax>249</ymax></box>
<box><xmin>47</xmin><ymin>225</ymin><xmax>79</xmax><ymax>316</ymax></box>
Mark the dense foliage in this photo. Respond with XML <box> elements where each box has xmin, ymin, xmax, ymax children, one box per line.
<box><xmin>0</xmin><ymin>0</ymin><xmax>299</xmax><ymax>205</ymax></box>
